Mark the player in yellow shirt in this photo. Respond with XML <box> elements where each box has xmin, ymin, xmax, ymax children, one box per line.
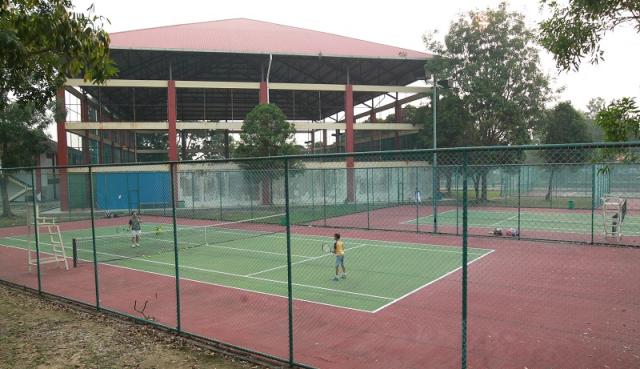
<box><xmin>333</xmin><ymin>233</ymin><xmax>346</xmax><ymax>281</ymax></box>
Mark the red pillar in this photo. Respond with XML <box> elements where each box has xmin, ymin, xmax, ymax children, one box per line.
<box><xmin>168</xmin><ymin>80</ymin><xmax>177</xmax><ymax>161</ymax></box>
<box><xmin>345</xmin><ymin>84</ymin><xmax>355</xmax><ymax>202</ymax></box>
<box><xmin>55</xmin><ymin>89</ymin><xmax>68</xmax><ymax>210</ymax></box>
<box><xmin>369</xmin><ymin>107</ymin><xmax>377</xmax><ymax>151</ymax></box>
<box><xmin>259</xmin><ymin>81</ymin><xmax>268</xmax><ymax>104</ymax></box>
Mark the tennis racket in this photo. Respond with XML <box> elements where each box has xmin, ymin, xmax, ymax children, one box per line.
<box><xmin>321</xmin><ymin>243</ymin><xmax>333</xmax><ymax>254</ymax></box>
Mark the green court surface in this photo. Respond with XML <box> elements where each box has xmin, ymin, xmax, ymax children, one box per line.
<box><xmin>406</xmin><ymin>209</ymin><xmax>640</xmax><ymax>235</ymax></box>
<box><xmin>0</xmin><ymin>223</ymin><xmax>492</xmax><ymax>312</ymax></box>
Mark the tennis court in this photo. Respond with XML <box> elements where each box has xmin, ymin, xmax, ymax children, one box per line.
<box><xmin>0</xmin><ymin>218</ymin><xmax>492</xmax><ymax>312</ymax></box>
<box><xmin>405</xmin><ymin>208</ymin><xmax>640</xmax><ymax>235</ymax></box>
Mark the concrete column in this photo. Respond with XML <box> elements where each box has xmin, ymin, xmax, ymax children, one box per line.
<box><xmin>345</xmin><ymin>84</ymin><xmax>355</xmax><ymax>202</ymax></box>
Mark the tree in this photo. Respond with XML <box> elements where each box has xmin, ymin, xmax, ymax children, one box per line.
<box><xmin>539</xmin><ymin>102</ymin><xmax>592</xmax><ymax>200</ymax></box>
<box><xmin>234</xmin><ymin>104</ymin><xmax>299</xmax><ymax>205</ymax></box>
<box><xmin>583</xmin><ymin>97</ymin><xmax>607</xmax><ymax>142</ymax></box>
<box><xmin>595</xmin><ymin>97</ymin><xmax>640</xmax><ymax>142</ymax></box>
<box><xmin>0</xmin><ymin>102</ymin><xmax>51</xmax><ymax>217</ymax></box>
<box><xmin>1</xmin><ymin>0</ymin><xmax>117</xmax><ymax>109</ymax></box>
<box><xmin>539</xmin><ymin>0</ymin><xmax>640</xmax><ymax>71</ymax></box>
<box><xmin>424</xmin><ymin>3</ymin><xmax>551</xmax><ymax>200</ymax></box>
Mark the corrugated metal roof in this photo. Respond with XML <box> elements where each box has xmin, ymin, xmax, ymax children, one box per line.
<box><xmin>109</xmin><ymin>18</ymin><xmax>429</xmax><ymax>60</ymax></box>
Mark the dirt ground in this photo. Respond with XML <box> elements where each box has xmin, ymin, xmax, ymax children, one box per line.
<box><xmin>0</xmin><ymin>284</ymin><xmax>268</xmax><ymax>369</ymax></box>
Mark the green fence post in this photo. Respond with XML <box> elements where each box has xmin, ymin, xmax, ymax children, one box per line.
<box><xmin>591</xmin><ymin>164</ymin><xmax>596</xmax><ymax>244</ymax></box>
<box><xmin>456</xmin><ymin>171</ymin><xmax>459</xmax><ymax>236</ymax></box>
<box><xmin>322</xmin><ymin>169</ymin><xmax>327</xmax><ymax>227</ymax></box>
<box><xmin>30</xmin><ymin>169</ymin><xmax>42</xmax><ymax>294</ymax></box>
<box><xmin>517</xmin><ymin>166</ymin><xmax>521</xmax><ymax>239</ymax></box>
<box><xmin>433</xmin><ymin>152</ymin><xmax>438</xmax><ymax>233</ymax></box>
<box><xmin>191</xmin><ymin>171</ymin><xmax>195</xmax><ymax>217</ymax></box>
<box><xmin>461</xmin><ymin>150</ymin><xmax>469</xmax><ymax>369</ymax></box>
<box><xmin>311</xmin><ymin>169</ymin><xmax>316</xmax><ymax>219</ymax></box>
<box><xmin>88</xmin><ymin>167</ymin><xmax>100</xmax><ymax>309</ymax></box>
<box><xmin>283</xmin><ymin>158</ymin><xmax>295</xmax><ymax>366</ymax></box>
<box><xmin>170</xmin><ymin>163</ymin><xmax>182</xmax><ymax>332</ymax></box>
<box><xmin>415</xmin><ymin>167</ymin><xmax>419</xmax><ymax>233</ymax></box>
<box><xmin>366</xmin><ymin>168</ymin><xmax>370</xmax><ymax>229</ymax></box>
<box><xmin>218</xmin><ymin>171</ymin><xmax>223</xmax><ymax>220</ymax></box>
<box><xmin>387</xmin><ymin>167</ymin><xmax>391</xmax><ymax>206</ymax></box>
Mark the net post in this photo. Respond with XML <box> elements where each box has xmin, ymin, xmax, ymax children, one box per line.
<box><xmin>283</xmin><ymin>157</ymin><xmax>295</xmax><ymax>366</ymax></box>
<box><xmin>461</xmin><ymin>150</ymin><xmax>469</xmax><ymax>369</ymax></box>
<box><xmin>88</xmin><ymin>166</ymin><xmax>100</xmax><ymax>310</ymax></box>
<box><xmin>170</xmin><ymin>163</ymin><xmax>182</xmax><ymax>332</ymax></box>
<box><xmin>591</xmin><ymin>163</ymin><xmax>596</xmax><ymax>244</ymax></box>
<box><xmin>72</xmin><ymin>238</ymin><xmax>77</xmax><ymax>268</ymax></box>
<box><xmin>30</xmin><ymin>169</ymin><xmax>42</xmax><ymax>294</ymax></box>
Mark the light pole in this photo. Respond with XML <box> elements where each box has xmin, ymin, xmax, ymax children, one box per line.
<box><xmin>432</xmin><ymin>75</ymin><xmax>449</xmax><ymax>234</ymax></box>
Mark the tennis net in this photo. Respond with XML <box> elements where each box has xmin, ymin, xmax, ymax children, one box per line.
<box><xmin>72</xmin><ymin>213</ymin><xmax>285</xmax><ymax>263</ymax></box>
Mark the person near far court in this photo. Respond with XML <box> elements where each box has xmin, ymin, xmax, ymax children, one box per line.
<box><xmin>129</xmin><ymin>212</ymin><xmax>142</xmax><ymax>247</ymax></box>
<box><xmin>333</xmin><ymin>233</ymin><xmax>346</xmax><ymax>281</ymax></box>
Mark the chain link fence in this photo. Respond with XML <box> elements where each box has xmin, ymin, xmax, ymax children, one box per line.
<box><xmin>0</xmin><ymin>141</ymin><xmax>638</xmax><ymax>369</ymax></box>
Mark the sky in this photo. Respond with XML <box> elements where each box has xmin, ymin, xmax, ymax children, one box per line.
<box><xmin>70</xmin><ymin>0</ymin><xmax>639</xmax><ymax>111</ymax></box>
<box><xmin>57</xmin><ymin>0</ymin><xmax>640</xmax><ymax>145</ymax></box>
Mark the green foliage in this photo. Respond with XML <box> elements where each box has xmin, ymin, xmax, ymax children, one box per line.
<box><xmin>235</xmin><ymin>104</ymin><xmax>299</xmax><ymax>161</ymax></box>
<box><xmin>180</xmin><ymin>130</ymin><xmax>234</xmax><ymax>160</ymax></box>
<box><xmin>0</xmin><ymin>101</ymin><xmax>52</xmax><ymax>216</ymax></box>
<box><xmin>595</xmin><ymin>97</ymin><xmax>640</xmax><ymax>142</ymax></box>
<box><xmin>0</xmin><ymin>0</ymin><xmax>117</xmax><ymax>109</ymax></box>
<box><xmin>541</xmin><ymin>102</ymin><xmax>592</xmax><ymax>146</ymax></box>
<box><xmin>539</xmin><ymin>0</ymin><xmax>640</xmax><ymax>71</ymax></box>
<box><xmin>417</xmin><ymin>95</ymin><xmax>474</xmax><ymax>149</ymax></box>
<box><xmin>426</xmin><ymin>3</ymin><xmax>551</xmax><ymax>147</ymax></box>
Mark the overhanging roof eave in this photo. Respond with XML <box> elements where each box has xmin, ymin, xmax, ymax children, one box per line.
<box><xmin>109</xmin><ymin>46</ymin><xmax>432</xmax><ymax>62</ymax></box>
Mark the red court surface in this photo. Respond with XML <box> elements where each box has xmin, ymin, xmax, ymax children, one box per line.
<box><xmin>1</xmin><ymin>216</ymin><xmax>639</xmax><ymax>369</ymax></box>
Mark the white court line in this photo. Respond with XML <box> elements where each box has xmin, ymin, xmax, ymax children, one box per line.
<box><xmin>400</xmin><ymin>209</ymin><xmax>456</xmax><ymax>225</ymax></box>
<box><xmin>490</xmin><ymin>214</ymin><xmax>518</xmax><ymax>227</ymax></box>
<box><xmin>246</xmin><ymin>243</ymin><xmax>369</xmax><ymax>277</ymax></box>
<box><xmin>0</xmin><ymin>242</ymin><xmax>377</xmax><ymax>314</ymax></box>
<box><xmin>4</xmin><ymin>236</ymin><xmax>393</xmax><ymax>301</ymax></box>
<box><xmin>372</xmin><ymin>249</ymin><xmax>496</xmax><ymax>313</ymax></box>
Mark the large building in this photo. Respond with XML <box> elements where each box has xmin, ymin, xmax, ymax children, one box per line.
<box><xmin>58</xmin><ymin>18</ymin><xmax>431</xmax><ymax>164</ymax></box>
<box><xmin>55</xmin><ymin>18</ymin><xmax>431</xmax><ymax>209</ymax></box>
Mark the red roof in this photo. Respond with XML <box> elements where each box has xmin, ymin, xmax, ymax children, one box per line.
<box><xmin>109</xmin><ymin>18</ymin><xmax>429</xmax><ymax>60</ymax></box>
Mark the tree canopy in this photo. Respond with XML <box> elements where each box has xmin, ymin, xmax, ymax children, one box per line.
<box><xmin>235</xmin><ymin>104</ymin><xmax>298</xmax><ymax>160</ymax></box>
<box><xmin>425</xmin><ymin>2</ymin><xmax>551</xmax><ymax>148</ymax></box>
<box><xmin>424</xmin><ymin>3</ymin><xmax>551</xmax><ymax>200</ymax></box>
<box><xmin>539</xmin><ymin>0</ymin><xmax>640</xmax><ymax>71</ymax></box>
<box><xmin>0</xmin><ymin>0</ymin><xmax>117</xmax><ymax>109</ymax></box>
<box><xmin>595</xmin><ymin>97</ymin><xmax>640</xmax><ymax>142</ymax></box>
<box><xmin>0</xmin><ymin>102</ymin><xmax>51</xmax><ymax>216</ymax></box>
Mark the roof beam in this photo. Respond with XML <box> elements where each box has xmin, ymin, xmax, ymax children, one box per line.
<box><xmin>65</xmin><ymin>121</ymin><xmax>421</xmax><ymax>132</ymax></box>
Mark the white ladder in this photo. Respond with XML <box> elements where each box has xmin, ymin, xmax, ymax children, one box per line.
<box><xmin>28</xmin><ymin>215</ymin><xmax>69</xmax><ymax>271</ymax></box>
<box><xmin>602</xmin><ymin>196</ymin><xmax>625</xmax><ymax>241</ymax></box>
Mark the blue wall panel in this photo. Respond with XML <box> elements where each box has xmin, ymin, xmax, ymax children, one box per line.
<box><xmin>95</xmin><ymin>172</ymin><xmax>170</xmax><ymax>211</ymax></box>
